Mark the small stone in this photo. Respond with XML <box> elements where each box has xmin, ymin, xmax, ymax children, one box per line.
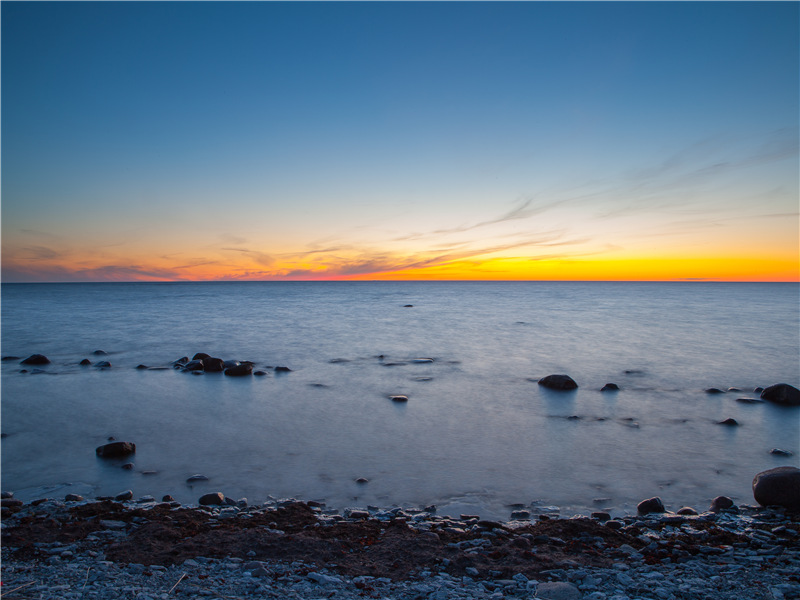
<box><xmin>121</xmin><ymin>463</ymin><xmax>135</xmax><ymax>470</ymax></box>
<box><xmin>710</xmin><ymin>496</ymin><xmax>735</xmax><ymax>512</ymax></box>
<box><xmin>274</xmin><ymin>366</ymin><xmax>292</xmax><ymax>372</ymax></box>
<box><xmin>705</xmin><ymin>388</ymin><xmax>725</xmax><ymax>394</ymax></box>
<box><xmin>677</xmin><ymin>506</ymin><xmax>698</xmax><ymax>515</ymax></box>
<box><xmin>770</xmin><ymin>448</ymin><xmax>794</xmax><ymax>457</ymax></box>
<box><xmin>591</xmin><ymin>511</ymin><xmax>611</xmax><ymax>521</ymax></box>
<box><xmin>115</xmin><ymin>490</ymin><xmax>133</xmax><ymax>501</ymax></box>
<box><xmin>80</xmin><ymin>359</ymin><xmax>92</xmax><ymax>366</ymax></box>
<box><xmin>95</xmin><ymin>360</ymin><xmax>112</xmax><ymax>368</ymax></box>
<box><xmin>224</xmin><ymin>363</ymin><xmax>253</xmax><ymax>377</ymax></box>
<box><xmin>1</xmin><ymin>498</ymin><xmax>23</xmax><ymax>508</ymax></box>
<box><xmin>718</xmin><ymin>418</ymin><xmax>739</xmax><ymax>426</ymax></box>
<box><xmin>355</xmin><ymin>477</ymin><xmax>369</xmax><ymax>484</ymax></box>
<box><xmin>96</xmin><ymin>441</ymin><xmax>136</xmax><ymax>458</ymax></box>
<box><xmin>389</xmin><ymin>395</ymin><xmax>409</xmax><ymax>402</ymax></box>
<box><xmin>637</xmin><ymin>496</ymin><xmax>665</xmax><ymax>515</ymax></box>
<box><xmin>0</xmin><ymin>491</ymin><xmax>13</xmax><ymax>499</ymax></box>
<box><xmin>199</xmin><ymin>492</ymin><xmax>225</xmax><ymax>506</ymax></box>
<box><xmin>538</xmin><ymin>374</ymin><xmax>578</xmax><ymax>390</ymax></box>
<box><xmin>135</xmin><ymin>364</ymin><xmax>148</xmax><ymax>369</ymax></box>
<box><xmin>187</xmin><ymin>474</ymin><xmax>209</xmax><ymax>482</ymax></box>
<box><xmin>600</xmin><ymin>383</ymin><xmax>619</xmax><ymax>391</ymax></box>
<box><xmin>65</xmin><ymin>494</ymin><xmax>84</xmax><ymax>502</ymax></box>
<box><xmin>162</xmin><ymin>495</ymin><xmax>175</xmax><ymax>502</ymax></box>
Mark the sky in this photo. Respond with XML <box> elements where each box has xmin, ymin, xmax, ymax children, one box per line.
<box><xmin>2</xmin><ymin>1</ymin><xmax>798</xmax><ymax>282</ymax></box>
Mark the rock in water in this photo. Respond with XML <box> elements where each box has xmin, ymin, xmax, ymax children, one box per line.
<box><xmin>20</xmin><ymin>354</ymin><xmax>50</xmax><ymax>365</ymax></box>
<box><xmin>760</xmin><ymin>383</ymin><xmax>800</xmax><ymax>406</ymax></box>
<box><xmin>96</xmin><ymin>441</ymin><xmax>136</xmax><ymax>458</ymax></box>
<box><xmin>203</xmin><ymin>357</ymin><xmax>225</xmax><ymax>372</ymax></box>
<box><xmin>718</xmin><ymin>418</ymin><xmax>739</xmax><ymax>426</ymax></box>
<box><xmin>538</xmin><ymin>374</ymin><xmax>578</xmax><ymax>390</ymax></box>
<box><xmin>192</xmin><ymin>352</ymin><xmax>211</xmax><ymax>361</ymax></box>
<box><xmin>183</xmin><ymin>360</ymin><xmax>205</xmax><ymax>371</ymax></box>
<box><xmin>753</xmin><ymin>466</ymin><xmax>800</xmax><ymax>510</ymax></box>
<box><xmin>601</xmin><ymin>383</ymin><xmax>619</xmax><ymax>391</ymax></box>
<box><xmin>389</xmin><ymin>395</ymin><xmax>409</xmax><ymax>403</ymax></box>
<box><xmin>637</xmin><ymin>496</ymin><xmax>666</xmax><ymax>515</ymax></box>
<box><xmin>709</xmin><ymin>496</ymin><xmax>734</xmax><ymax>512</ymax></box>
<box><xmin>224</xmin><ymin>363</ymin><xmax>253</xmax><ymax>377</ymax></box>
<box><xmin>199</xmin><ymin>492</ymin><xmax>225</xmax><ymax>506</ymax></box>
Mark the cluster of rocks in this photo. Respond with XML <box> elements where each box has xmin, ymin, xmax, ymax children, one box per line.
<box><xmin>2</xmin><ymin>489</ymin><xmax>799</xmax><ymax>600</ymax></box>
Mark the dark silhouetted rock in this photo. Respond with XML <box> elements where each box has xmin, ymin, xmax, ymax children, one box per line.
<box><xmin>760</xmin><ymin>383</ymin><xmax>800</xmax><ymax>406</ymax></box>
<box><xmin>718</xmin><ymin>418</ymin><xmax>739</xmax><ymax>426</ymax></box>
<box><xmin>753</xmin><ymin>466</ymin><xmax>800</xmax><ymax>510</ymax></box>
<box><xmin>162</xmin><ymin>495</ymin><xmax>175</xmax><ymax>502</ymax></box>
<box><xmin>591</xmin><ymin>511</ymin><xmax>610</xmax><ymax>521</ymax></box>
<box><xmin>404</xmin><ymin>304</ymin><xmax>414</xmax><ymax>307</ymax></box>
<box><xmin>705</xmin><ymin>388</ymin><xmax>725</xmax><ymax>394</ymax></box>
<box><xmin>203</xmin><ymin>357</ymin><xmax>225</xmax><ymax>372</ymax></box>
<box><xmin>199</xmin><ymin>492</ymin><xmax>225</xmax><ymax>506</ymax></box>
<box><xmin>771</xmin><ymin>448</ymin><xmax>794</xmax><ymax>457</ymax></box>
<box><xmin>183</xmin><ymin>360</ymin><xmax>204</xmax><ymax>371</ymax></box>
<box><xmin>254</xmin><ymin>370</ymin><xmax>267</xmax><ymax>376</ymax></box>
<box><xmin>677</xmin><ymin>507</ymin><xmax>698</xmax><ymax>515</ymax></box>
<box><xmin>80</xmin><ymin>359</ymin><xmax>92</xmax><ymax>366</ymax></box>
<box><xmin>21</xmin><ymin>354</ymin><xmax>50</xmax><ymax>365</ymax></box>
<box><xmin>193</xmin><ymin>353</ymin><xmax>211</xmax><ymax>361</ymax></box>
<box><xmin>65</xmin><ymin>494</ymin><xmax>84</xmax><ymax>502</ymax></box>
<box><xmin>601</xmin><ymin>383</ymin><xmax>619</xmax><ymax>391</ymax></box>
<box><xmin>93</xmin><ymin>350</ymin><xmax>108</xmax><ymax>356</ymax></box>
<box><xmin>1</xmin><ymin>356</ymin><xmax>20</xmax><ymax>361</ymax></box>
<box><xmin>275</xmin><ymin>366</ymin><xmax>292</xmax><ymax>372</ymax></box>
<box><xmin>355</xmin><ymin>477</ymin><xmax>369</xmax><ymax>484</ymax></box>
<box><xmin>186</xmin><ymin>474</ymin><xmax>209</xmax><ymax>482</ymax></box>
<box><xmin>710</xmin><ymin>496</ymin><xmax>734</xmax><ymax>512</ymax></box>
<box><xmin>115</xmin><ymin>490</ymin><xmax>133</xmax><ymax>501</ymax></box>
<box><xmin>538</xmin><ymin>374</ymin><xmax>578</xmax><ymax>390</ymax></box>
<box><xmin>173</xmin><ymin>357</ymin><xmax>189</xmax><ymax>365</ymax></box>
<box><xmin>135</xmin><ymin>364</ymin><xmax>148</xmax><ymax>370</ymax></box>
<box><xmin>95</xmin><ymin>361</ymin><xmax>112</xmax><ymax>368</ymax></box>
<box><xmin>390</xmin><ymin>395</ymin><xmax>409</xmax><ymax>403</ymax></box>
<box><xmin>224</xmin><ymin>363</ymin><xmax>253</xmax><ymax>377</ymax></box>
<box><xmin>96</xmin><ymin>441</ymin><xmax>136</xmax><ymax>458</ymax></box>
<box><xmin>754</xmin><ymin>386</ymin><xmax>764</xmax><ymax>393</ymax></box>
<box><xmin>1</xmin><ymin>498</ymin><xmax>23</xmax><ymax>508</ymax></box>
<box><xmin>121</xmin><ymin>463</ymin><xmax>135</xmax><ymax>470</ymax></box>
<box><xmin>637</xmin><ymin>496</ymin><xmax>665</xmax><ymax>515</ymax></box>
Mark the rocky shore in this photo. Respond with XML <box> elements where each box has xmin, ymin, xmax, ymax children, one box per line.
<box><xmin>2</xmin><ymin>491</ymin><xmax>799</xmax><ymax>600</ymax></box>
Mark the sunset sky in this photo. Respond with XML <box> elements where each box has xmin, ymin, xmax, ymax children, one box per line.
<box><xmin>2</xmin><ymin>1</ymin><xmax>798</xmax><ymax>282</ymax></box>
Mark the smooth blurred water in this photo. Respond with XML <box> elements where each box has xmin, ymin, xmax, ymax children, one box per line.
<box><xmin>1</xmin><ymin>281</ymin><xmax>798</xmax><ymax>518</ymax></box>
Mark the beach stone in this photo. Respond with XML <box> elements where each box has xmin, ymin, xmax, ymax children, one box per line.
<box><xmin>65</xmin><ymin>494</ymin><xmax>84</xmax><ymax>502</ymax></box>
<box><xmin>538</xmin><ymin>374</ymin><xmax>578</xmax><ymax>390</ymax></box>
<box><xmin>93</xmin><ymin>350</ymin><xmax>108</xmax><ymax>355</ymax></box>
<box><xmin>183</xmin><ymin>360</ymin><xmax>205</xmax><ymax>371</ymax></box>
<box><xmin>760</xmin><ymin>383</ymin><xmax>800</xmax><ymax>406</ymax></box>
<box><xmin>203</xmin><ymin>357</ymin><xmax>225</xmax><ymax>372</ymax></box>
<box><xmin>121</xmin><ymin>463</ymin><xmax>135</xmax><ymax>470</ymax></box>
<box><xmin>173</xmin><ymin>356</ymin><xmax>189</xmax><ymax>365</ymax></box>
<box><xmin>96</xmin><ymin>441</ymin><xmax>136</xmax><ymax>458</ymax></box>
<box><xmin>390</xmin><ymin>395</ymin><xmax>409</xmax><ymax>402</ymax></box>
<box><xmin>80</xmin><ymin>359</ymin><xmax>92</xmax><ymax>366</ymax></box>
<box><xmin>753</xmin><ymin>466</ymin><xmax>800</xmax><ymax>510</ymax></box>
<box><xmin>718</xmin><ymin>418</ymin><xmax>739</xmax><ymax>426</ymax></box>
<box><xmin>162</xmin><ymin>495</ymin><xmax>175</xmax><ymax>502</ymax></box>
<box><xmin>770</xmin><ymin>448</ymin><xmax>794</xmax><ymax>457</ymax></box>
<box><xmin>710</xmin><ymin>496</ymin><xmax>734</xmax><ymax>512</ymax></box>
<box><xmin>536</xmin><ymin>581</ymin><xmax>581</xmax><ymax>600</ymax></box>
<box><xmin>1</xmin><ymin>491</ymin><xmax>13</xmax><ymax>499</ymax></box>
<box><xmin>20</xmin><ymin>354</ymin><xmax>50</xmax><ymax>365</ymax></box>
<box><xmin>1</xmin><ymin>356</ymin><xmax>20</xmax><ymax>361</ymax></box>
<box><xmin>637</xmin><ymin>496</ymin><xmax>666</xmax><ymax>515</ymax></box>
<box><xmin>275</xmin><ymin>366</ymin><xmax>292</xmax><ymax>372</ymax></box>
<box><xmin>677</xmin><ymin>506</ymin><xmax>698</xmax><ymax>515</ymax></box>
<box><xmin>224</xmin><ymin>363</ymin><xmax>253</xmax><ymax>377</ymax></box>
<box><xmin>115</xmin><ymin>490</ymin><xmax>134</xmax><ymax>501</ymax></box>
<box><xmin>1</xmin><ymin>498</ymin><xmax>23</xmax><ymax>508</ymax></box>
<box><xmin>600</xmin><ymin>383</ymin><xmax>619</xmax><ymax>391</ymax></box>
<box><xmin>199</xmin><ymin>492</ymin><xmax>226</xmax><ymax>506</ymax></box>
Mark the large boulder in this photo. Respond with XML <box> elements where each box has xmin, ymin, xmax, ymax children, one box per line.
<box><xmin>760</xmin><ymin>383</ymin><xmax>800</xmax><ymax>406</ymax></box>
<box><xmin>538</xmin><ymin>374</ymin><xmax>578</xmax><ymax>390</ymax></box>
<box><xmin>203</xmin><ymin>357</ymin><xmax>225</xmax><ymax>372</ymax></box>
<box><xmin>752</xmin><ymin>466</ymin><xmax>800</xmax><ymax>511</ymax></box>
<box><xmin>96</xmin><ymin>441</ymin><xmax>136</xmax><ymax>458</ymax></box>
<box><xmin>20</xmin><ymin>354</ymin><xmax>50</xmax><ymax>365</ymax></box>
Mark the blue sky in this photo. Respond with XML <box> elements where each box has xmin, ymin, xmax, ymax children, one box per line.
<box><xmin>2</xmin><ymin>1</ymin><xmax>798</xmax><ymax>281</ymax></box>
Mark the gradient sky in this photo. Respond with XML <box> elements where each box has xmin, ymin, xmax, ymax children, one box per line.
<box><xmin>2</xmin><ymin>1</ymin><xmax>798</xmax><ymax>282</ymax></box>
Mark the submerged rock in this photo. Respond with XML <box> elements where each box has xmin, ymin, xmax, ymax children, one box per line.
<box><xmin>718</xmin><ymin>418</ymin><xmax>739</xmax><ymax>426</ymax></box>
<box><xmin>183</xmin><ymin>360</ymin><xmax>204</xmax><ymax>371</ymax></box>
<box><xmin>753</xmin><ymin>466</ymin><xmax>800</xmax><ymax>510</ymax></box>
<box><xmin>274</xmin><ymin>366</ymin><xmax>292</xmax><ymax>372</ymax></box>
<box><xmin>95</xmin><ymin>361</ymin><xmax>112</xmax><ymax>368</ymax></box>
<box><xmin>203</xmin><ymin>357</ymin><xmax>225</xmax><ymax>372</ymax></box>
<box><xmin>770</xmin><ymin>448</ymin><xmax>794</xmax><ymax>457</ymax></box>
<box><xmin>389</xmin><ymin>395</ymin><xmax>409</xmax><ymax>403</ymax></box>
<box><xmin>96</xmin><ymin>441</ymin><xmax>136</xmax><ymax>458</ymax></box>
<box><xmin>705</xmin><ymin>388</ymin><xmax>725</xmax><ymax>394</ymax></box>
<box><xmin>538</xmin><ymin>374</ymin><xmax>578</xmax><ymax>390</ymax></box>
<box><xmin>80</xmin><ymin>359</ymin><xmax>92</xmax><ymax>366</ymax></box>
<box><xmin>224</xmin><ymin>363</ymin><xmax>253</xmax><ymax>377</ymax></box>
<box><xmin>760</xmin><ymin>383</ymin><xmax>800</xmax><ymax>406</ymax></box>
<box><xmin>709</xmin><ymin>496</ymin><xmax>735</xmax><ymax>512</ymax></box>
<box><xmin>600</xmin><ymin>383</ymin><xmax>619</xmax><ymax>391</ymax></box>
<box><xmin>20</xmin><ymin>354</ymin><xmax>50</xmax><ymax>365</ymax></box>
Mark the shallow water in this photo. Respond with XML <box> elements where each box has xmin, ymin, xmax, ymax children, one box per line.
<box><xmin>2</xmin><ymin>281</ymin><xmax>798</xmax><ymax>518</ymax></box>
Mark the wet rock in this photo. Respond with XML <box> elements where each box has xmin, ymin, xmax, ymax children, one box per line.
<box><xmin>80</xmin><ymin>359</ymin><xmax>92</xmax><ymax>366</ymax></box>
<box><xmin>1</xmin><ymin>356</ymin><xmax>21</xmax><ymax>361</ymax></box>
<box><xmin>718</xmin><ymin>418</ymin><xmax>739</xmax><ymax>426</ymax></box>
<box><xmin>355</xmin><ymin>477</ymin><xmax>369</xmax><ymax>484</ymax></box>
<box><xmin>705</xmin><ymin>387</ymin><xmax>725</xmax><ymax>394</ymax></box>
<box><xmin>203</xmin><ymin>357</ymin><xmax>225</xmax><ymax>372</ymax></box>
<box><xmin>135</xmin><ymin>364</ymin><xmax>148</xmax><ymax>370</ymax></box>
<box><xmin>760</xmin><ymin>383</ymin><xmax>800</xmax><ymax>406</ymax></box>
<box><xmin>96</xmin><ymin>441</ymin><xmax>136</xmax><ymax>458</ymax></box>
<box><xmin>183</xmin><ymin>360</ymin><xmax>205</xmax><ymax>371</ymax></box>
<box><xmin>192</xmin><ymin>353</ymin><xmax>211</xmax><ymax>361</ymax></box>
<box><xmin>254</xmin><ymin>371</ymin><xmax>267</xmax><ymax>376</ymax></box>
<box><xmin>274</xmin><ymin>366</ymin><xmax>292</xmax><ymax>372</ymax></box>
<box><xmin>199</xmin><ymin>492</ymin><xmax>226</xmax><ymax>506</ymax></box>
<box><xmin>93</xmin><ymin>350</ymin><xmax>108</xmax><ymax>355</ymax></box>
<box><xmin>1</xmin><ymin>498</ymin><xmax>23</xmax><ymax>508</ymax></box>
<box><xmin>600</xmin><ymin>383</ymin><xmax>619</xmax><ymax>391</ymax></box>
<box><xmin>162</xmin><ymin>495</ymin><xmax>175</xmax><ymax>502</ymax></box>
<box><xmin>187</xmin><ymin>474</ymin><xmax>209</xmax><ymax>482</ymax></box>
<box><xmin>753</xmin><ymin>466</ymin><xmax>800</xmax><ymax>510</ymax></box>
<box><xmin>1</xmin><ymin>491</ymin><xmax>13</xmax><ymax>499</ymax></box>
<box><xmin>736</xmin><ymin>397</ymin><xmax>765</xmax><ymax>404</ymax></box>
<box><xmin>538</xmin><ymin>374</ymin><xmax>578</xmax><ymax>390</ymax></box>
<box><xmin>20</xmin><ymin>354</ymin><xmax>50</xmax><ymax>365</ymax></box>
<box><xmin>771</xmin><ymin>448</ymin><xmax>794</xmax><ymax>457</ymax></box>
<box><xmin>637</xmin><ymin>496</ymin><xmax>666</xmax><ymax>515</ymax></box>
<box><xmin>389</xmin><ymin>395</ymin><xmax>409</xmax><ymax>402</ymax></box>
<box><xmin>121</xmin><ymin>463</ymin><xmax>135</xmax><ymax>470</ymax></box>
<box><xmin>536</xmin><ymin>581</ymin><xmax>581</xmax><ymax>600</ymax></box>
<box><xmin>95</xmin><ymin>361</ymin><xmax>112</xmax><ymax>368</ymax></box>
<box><xmin>173</xmin><ymin>357</ymin><xmax>189</xmax><ymax>365</ymax></box>
<box><xmin>591</xmin><ymin>511</ymin><xmax>610</xmax><ymax>521</ymax></box>
<box><xmin>115</xmin><ymin>490</ymin><xmax>134</xmax><ymax>501</ymax></box>
<box><xmin>710</xmin><ymin>496</ymin><xmax>734</xmax><ymax>512</ymax></box>
<box><xmin>224</xmin><ymin>363</ymin><xmax>253</xmax><ymax>377</ymax></box>
<box><xmin>65</xmin><ymin>494</ymin><xmax>84</xmax><ymax>502</ymax></box>
<box><xmin>677</xmin><ymin>506</ymin><xmax>698</xmax><ymax>515</ymax></box>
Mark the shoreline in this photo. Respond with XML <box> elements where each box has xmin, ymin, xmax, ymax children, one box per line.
<box><xmin>2</xmin><ymin>492</ymin><xmax>799</xmax><ymax>599</ymax></box>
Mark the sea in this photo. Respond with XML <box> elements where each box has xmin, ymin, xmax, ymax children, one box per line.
<box><xmin>1</xmin><ymin>281</ymin><xmax>798</xmax><ymax>519</ymax></box>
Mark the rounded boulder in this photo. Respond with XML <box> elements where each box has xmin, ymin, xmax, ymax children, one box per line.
<box><xmin>538</xmin><ymin>374</ymin><xmax>578</xmax><ymax>390</ymax></box>
<box><xmin>760</xmin><ymin>383</ymin><xmax>800</xmax><ymax>406</ymax></box>
<box><xmin>752</xmin><ymin>466</ymin><xmax>800</xmax><ymax>511</ymax></box>
<box><xmin>199</xmin><ymin>492</ymin><xmax>225</xmax><ymax>506</ymax></box>
<box><xmin>637</xmin><ymin>496</ymin><xmax>665</xmax><ymax>515</ymax></box>
<box><xmin>20</xmin><ymin>354</ymin><xmax>50</xmax><ymax>365</ymax></box>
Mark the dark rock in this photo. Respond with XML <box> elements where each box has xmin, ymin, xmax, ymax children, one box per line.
<box><xmin>605</xmin><ymin>520</ymin><xmax>623</xmax><ymax>530</ymax></box>
<box><xmin>389</xmin><ymin>395</ymin><xmax>409</xmax><ymax>402</ymax></box>
<box><xmin>192</xmin><ymin>353</ymin><xmax>211</xmax><ymax>361</ymax></box>
<box><xmin>355</xmin><ymin>477</ymin><xmax>369</xmax><ymax>484</ymax></box>
<box><xmin>20</xmin><ymin>354</ymin><xmax>50</xmax><ymax>365</ymax></box>
<box><xmin>404</xmin><ymin>304</ymin><xmax>414</xmax><ymax>307</ymax></box>
<box><xmin>173</xmin><ymin>357</ymin><xmax>189</xmax><ymax>365</ymax></box>
<box><xmin>705</xmin><ymin>388</ymin><xmax>725</xmax><ymax>394</ymax></box>
<box><xmin>710</xmin><ymin>496</ymin><xmax>734</xmax><ymax>512</ymax></box>
<box><xmin>753</xmin><ymin>466</ymin><xmax>800</xmax><ymax>510</ymax></box>
<box><xmin>591</xmin><ymin>511</ymin><xmax>611</xmax><ymax>521</ymax></box>
<box><xmin>121</xmin><ymin>463</ymin><xmax>135</xmax><ymax>470</ymax></box>
<box><xmin>141</xmin><ymin>470</ymin><xmax>158</xmax><ymax>475</ymax></box>
<box><xmin>135</xmin><ymin>364</ymin><xmax>148</xmax><ymax>370</ymax></box>
<box><xmin>96</xmin><ymin>441</ymin><xmax>136</xmax><ymax>458</ymax></box>
<box><xmin>223</xmin><ymin>360</ymin><xmax>240</xmax><ymax>369</ymax></box>
<box><xmin>93</xmin><ymin>350</ymin><xmax>108</xmax><ymax>356</ymax></box>
<box><xmin>771</xmin><ymin>448</ymin><xmax>794</xmax><ymax>457</ymax></box>
<box><xmin>538</xmin><ymin>374</ymin><xmax>578</xmax><ymax>390</ymax></box>
<box><xmin>203</xmin><ymin>357</ymin><xmax>225</xmax><ymax>372</ymax></box>
<box><xmin>718</xmin><ymin>418</ymin><xmax>739</xmax><ymax>426</ymax></box>
<box><xmin>1</xmin><ymin>498</ymin><xmax>23</xmax><ymax>508</ymax></box>
<box><xmin>727</xmin><ymin>387</ymin><xmax>741</xmax><ymax>392</ymax></box>
<box><xmin>224</xmin><ymin>363</ymin><xmax>253</xmax><ymax>377</ymax></box>
<box><xmin>274</xmin><ymin>366</ymin><xmax>292</xmax><ymax>372</ymax></box>
<box><xmin>95</xmin><ymin>361</ymin><xmax>112</xmax><ymax>368</ymax></box>
<box><xmin>601</xmin><ymin>383</ymin><xmax>619</xmax><ymax>391</ymax></box>
<box><xmin>760</xmin><ymin>383</ymin><xmax>800</xmax><ymax>406</ymax></box>
<box><xmin>637</xmin><ymin>496</ymin><xmax>665</xmax><ymax>515</ymax></box>
<box><xmin>677</xmin><ymin>506</ymin><xmax>698</xmax><ymax>515</ymax></box>
<box><xmin>1</xmin><ymin>491</ymin><xmax>13</xmax><ymax>499</ymax></box>
<box><xmin>65</xmin><ymin>494</ymin><xmax>84</xmax><ymax>502</ymax></box>
<box><xmin>183</xmin><ymin>360</ymin><xmax>204</xmax><ymax>371</ymax></box>
<box><xmin>754</xmin><ymin>387</ymin><xmax>764</xmax><ymax>393</ymax></box>
<box><xmin>254</xmin><ymin>371</ymin><xmax>267</xmax><ymax>376</ymax></box>
<box><xmin>115</xmin><ymin>490</ymin><xmax>134</xmax><ymax>501</ymax></box>
<box><xmin>80</xmin><ymin>359</ymin><xmax>92</xmax><ymax>366</ymax></box>
<box><xmin>1</xmin><ymin>356</ymin><xmax>21</xmax><ymax>361</ymax></box>
<box><xmin>199</xmin><ymin>492</ymin><xmax>225</xmax><ymax>506</ymax></box>
<box><xmin>186</xmin><ymin>474</ymin><xmax>209</xmax><ymax>482</ymax></box>
<box><xmin>162</xmin><ymin>495</ymin><xmax>175</xmax><ymax>502</ymax></box>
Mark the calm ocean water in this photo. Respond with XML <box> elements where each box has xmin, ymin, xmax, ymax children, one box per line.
<box><xmin>2</xmin><ymin>281</ymin><xmax>798</xmax><ymax>518</ymax></box>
